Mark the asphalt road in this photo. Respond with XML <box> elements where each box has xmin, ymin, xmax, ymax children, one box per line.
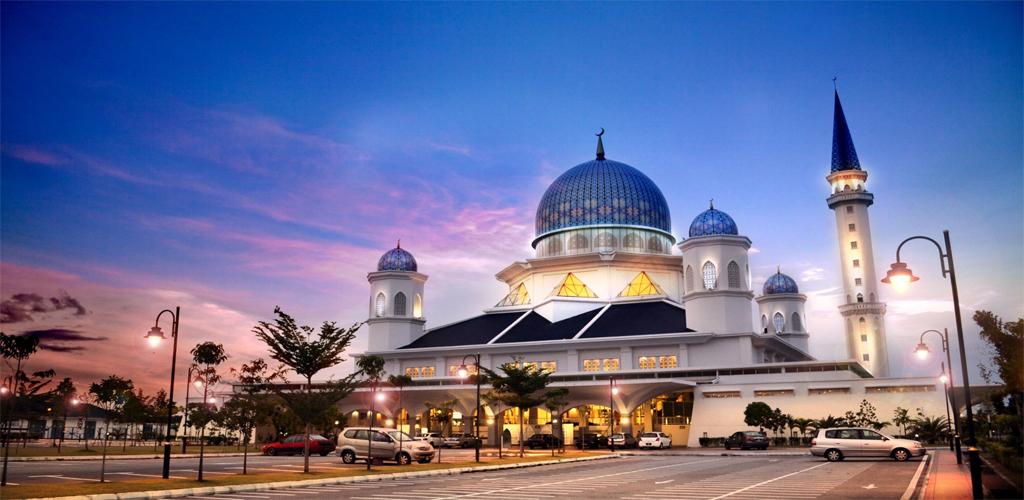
<box><xmin>174</xmin><ymin>454</ymin><xmax>922</xmax><ymax>500</ymax></box>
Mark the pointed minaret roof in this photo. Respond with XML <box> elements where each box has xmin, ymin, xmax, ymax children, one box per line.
<box><xmin>831</xmin><ymin>90</ymin><xmax>862</xmax><ymax>172</ymax></box>
<box><xmin>595</xmin><ymin>128</ymin><xmax>605</xmax><ymax>160</ymax></box>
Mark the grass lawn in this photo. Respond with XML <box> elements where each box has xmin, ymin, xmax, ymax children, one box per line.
<box><xmin>3</xmin><ymin>445</ymin><xmax>250</xmax><ymax>457</ymax></box>
<box><xmin>0</xmin><ymin>451</ymin><xmax>601</xmax><ymax>499</ymax></box>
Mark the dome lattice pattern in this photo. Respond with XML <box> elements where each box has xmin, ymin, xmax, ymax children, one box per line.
<box><xmin>688</xmin><ymin>205</ymin><xmax>739</xmax><ymax>237</ymax></box>
<box><xmin>763</xmin><ymin>270</ymin><xmax>799</xmax><ymax>294</ymax></box>
<box><xmin>377</xmin><ymin>245</ymin><xmax>418</xmax><ymax>272</ymax></box>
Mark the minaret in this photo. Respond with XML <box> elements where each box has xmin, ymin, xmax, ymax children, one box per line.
<box><xmin>826</xmin><ymin>89</ymin><xmax>890</xmax><ymax>377</ymax></box>
<box><xmin>366</xmin><ymin>241</ymin><xmax>427</xmax><ymax>352</ymax></box>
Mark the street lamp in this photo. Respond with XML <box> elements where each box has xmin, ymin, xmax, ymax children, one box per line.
<box><xmin>58</xmin><ymin>396</ymin><xmax>80</xmax><ymax>453</ymax></box>
<box><xmin>938</xmin><ymin>362</ymin><xmax>954</xmax><ymax>453</ymax></box>
<box><xmin>143</xmin><ymin>306</ymin><xmax>181</xmax><ymax>480</ymax></box>
<box><xmin>180</xmin><ymin>366</ymin><xmax>201</xmax><ymax>453</ymax></box>
<box><xmin>609</xmin><ymin>378</ymin><xmax>618</xmax><ymax>452</ymax></box>
<box><xmin>883</xmin><ymin>230</ymin><xmax>980</xmax><ymax>497</ymax></box>
<box><xmin>914</xmin><ymin>329</ymin><xmax>963</xmax><ymax>461</ymax></box>
<box><xmin>457</xmin><ymin>354</ymin><xmax>482</xmax><ymax>463</ymax></box>
<box><xmin>367</xmin><ymin>385</ymin><xmax>385</xmax><ymax>471</ymax></box>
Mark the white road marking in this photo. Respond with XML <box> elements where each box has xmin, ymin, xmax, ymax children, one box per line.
<box><xmin>709</xmin><ymin>462</ymin><xmax>830</xmax><ymax>500</ymax></box>
<box><xmin>109</xmin><ymin>472</ymin><xmax>186</xmax><ymax>479</ymax></box>
<box><xmin>28</xmin><ymin>474</ymin><xmax>101</xmax><ymax>482</ymax></box>
<box><xmin>655</xmin><ymin>479</ymin><xmax>675</xmax><ymax>484</ymax></box>
<box><xmin>900</xmin><ymin>453</ymin><xmax>930</xmax><ymax>500</ymax></box>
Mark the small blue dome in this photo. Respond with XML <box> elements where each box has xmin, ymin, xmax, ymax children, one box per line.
<box><xmin>688</xmin><ymin>204</ymin><xmax>739</xmax><ymax>237</ymax></box>
<box><xmin>763</xmin><ymin>270</ymin><xmax>799</xmax><ymax>294</ymax></box>
<box><xmin>377</xmin><ymin>245</ymin><xmax>417</xmax><ymax>272</ymax></box>
<box><xmin>535</xmin><ymin>158</ymin><xmax>672</xmax><ymax>242</ymax></box>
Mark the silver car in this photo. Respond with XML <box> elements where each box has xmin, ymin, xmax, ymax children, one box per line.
<box><xmin>810</xmin><ymin>427</ymin><xmax>925</xmax><ymax>462</ymax></box>
<box><xmin>337</xmin><ymin>427</ymin><xmax>435</xmax><ymax>465</ymax></box>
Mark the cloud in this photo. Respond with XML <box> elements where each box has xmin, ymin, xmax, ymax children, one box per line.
<box><xmin>800</xmin><ymin>267</ymin><xmax>826</xmax><ymax>282</ymax></box>
<box><xmin>18</xmin><ymin>328</ymin><xmax>108</xmax><ymax>352</ymax></box>
<box><xmin>426</xmin><ymin>141</ymin><xmax>472</xmax><ymax>158</ymax></box>
<box><xmin>1</xmin><ymin>143</ymin><xmax>159</xmax><ymax>185</ymax></box>
<box><xmin>0</xmin><ymin>291</ymin><xmax>89</xmax><ymax>323</ymax></box>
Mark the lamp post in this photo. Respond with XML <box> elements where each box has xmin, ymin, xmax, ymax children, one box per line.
<box><xmin>913</xmin><ymin>329</ymin><xmax>962</xmax><ymax>462</ymax></box>
<box><xmin>456</xmin><ymin>354</ymin><xmax>482</xmax><ymax>463</ymax></box>
<box><xmin>58</xmin><ymin>397</ymin><xmax>80</xmax><ymax>453</ymax></box>
<box><xmin>882</xmin><ymin>230</ymin><xmax>980</xmax><ymax>497</ymax></box>
<box><xmin>181</xmin><ymin>365</ymin><xmax>200</xmax><ymax>453</ymax></box>
<box><xmin>143</xmin><ymin>307</ymin><xmax>181</xmax><ymax>480</ymax></box>
<box><xmin>366</xmin><ymin>387</ymin><xmax>385</xmax><ymax>471</ymax></box>
<box><xmin>938</xmin><ymin>362</ymin><xmax>955</xmax><ymax>453</ymax></box>
<box><xmin>609</xmin><ymin>378</ymin><xmax>618</xmax><ymax>452</ymax></box>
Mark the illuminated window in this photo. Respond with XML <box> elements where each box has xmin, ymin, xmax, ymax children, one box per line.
<box><xmin>852</xmin><ymin>259</ymin><xmax>860</xmax><ymax>268</ymax></box>
<box><xmin>602</xmin><ymin>358</ymin><xmax>620</xmax><ymax>372</ymax></box>
<box><xmin>448</xmin><ymin>364</ymin><xmax>478</xmax><ymax>376</ymax></box>
<box><xmin>374</xmin><ymin>293</ymin><xmax>386</xmax><ymax>317</ymax></box>
<box><xmin>552</xmin><ymin>273</ymin><xmax>598</xmax><ymax>298</ymax></box>
<box><xmin>638</xmin><ymin>356</ymin><xmax>656</xmax><ymax>369</ymax></box>
<box><xmin>809</xmin><ymin>387</ymin><xmax>850</xmax><ymax>395</ymax></box>
<box><xmin>773</xmin><ymin>312</ymin><xmax>785</xmax><ymax>333</ymax></box>
<box><xmin>754</xmin><ymin>389</ymin><xmax>794</xmax><ymax>397</ymax></box>
<box><xmin>394</xmin><ymin>292</ymin><xmax>407</xmax><ymax>316</ymax></box>
<box><xmin>727</xmin><ymin>261</ymin><xmax>741</xmax><ymax>289</ymax></box>
<box><xmin>405</xmin><ymin>367</ymin><xmax>420</xmax><ymax>378</ymax></box>
<box><xmin>703</xmin><ymin>391</ymin><xmax>740</xmax><ymax>398</ymax></box>
<box><xmin>848</xmin><ymin>223</ymin><xmax>856</xmax><ymax>232</ymax></box>
<box><xmin>540</xmin><ymin>361</ymin><xmax>557</xmax><ymax>373</ymax></box>
<box><xmin>855</xmin><ymin>278</ymin><xmax>862</xmax><ymax>285</ymax></box>
<box><xmin>523</xmin><ymin>361</ymin><xmax>538</xmax><ymax>371</ymax></box>
<box><xmin>647</xmin><ymin>236</ymin><xmax>663</xmax><ymax>252</ymax></box>
<box><xmin>582</xmin><ymin>359</ymin><xmax>600</xmax><ymax>372</ymax></box>
<box><xmin>413</xmin><ymin>293</ymin><xmax>423</xmax><ymax>318</ymax></box>
<box><xmin>618</xmin><ymin>272</ymin><xmax>663</xmax><ymax>297</ymax></box>
<box><xmin>497</xmin><ymin>283</ymin><xmax>530</xmax><ymax>306</ymax></box>
<box><xmin>658</xmin><ymin>355</ymin><xmax>677</xmax><ymax>369</ymax></box>
<box><xmin>862</xmin><ymin>354</ymin><xmax>870</xmax><ymax>361</ymax></box>
<box><xmin>422</xmin><ymin>366</ymin><xmax>435</xmax><ymax>377</ymax></box>
<box><xmin>685</xmin><ymin>266</ymin><xmax>694</xmax><ymax>292</ymax></box>
<box><xmin>850</xmin><ymin>241</ymin><xmax>858</xmax><ymax>250</ymax></box>
<box><xmin>866</xmin><ymin>385</ymin><xmax>935</xmax><ymax>394</ymax></box>
<box><xmin>702</xmin><ymin>261</ymin><xmax>717</xmax><ymax>290</ymax></box>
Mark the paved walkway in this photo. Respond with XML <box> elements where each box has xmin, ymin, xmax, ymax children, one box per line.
<box><xmin>922</xmin><ymin>450</ymin><xmax>973</xmax><ymax>499</ymax></box>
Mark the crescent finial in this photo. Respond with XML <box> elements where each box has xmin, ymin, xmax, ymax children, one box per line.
<box><xmin>596</xmin><ymin>127</ymin><xmax>605</xmax><ymax>137</ymax></box>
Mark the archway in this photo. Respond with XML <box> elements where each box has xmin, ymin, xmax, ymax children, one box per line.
<box><xmin>629</xmin><ymin>391</ymin><xmax>694</xmax><ymax>446</ymax></box>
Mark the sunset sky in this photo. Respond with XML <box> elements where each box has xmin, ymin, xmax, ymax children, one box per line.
<box><xmin>2</xmin><ymin>3</ymin><xmax>1021</xmax><ymax>399</ymax></box>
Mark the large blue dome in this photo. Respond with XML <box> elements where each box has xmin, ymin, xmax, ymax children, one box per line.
<box><xmin>763</xmin><ymin>270</ymin><xmax>799</xmax><ymax>294</ymax></box>
<box><xmin>534</xmin><ymin>158</ymin><xmax>672</xmax><ymax>242</ymax></box>
<box><xmin>377</xmin><ymin>245</ymin><xmax>417</xmax><ymax>272</ymax></box>
<box><xmin>688</xmin><ymin>204</ymin><xmax>739</xmax><ymax>237</ymax></box>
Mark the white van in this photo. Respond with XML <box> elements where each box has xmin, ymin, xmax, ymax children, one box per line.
<box><xmin>337</xmin><ymin>427</ymin><xmax>435</xmax><ymax>465</ymax></box>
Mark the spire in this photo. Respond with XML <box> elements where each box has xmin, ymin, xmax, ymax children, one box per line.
<box><xmin>595</xmin><ymin>128</ymin><xmax>605</xmax><ymax>160</ymax></box>
<box><xmin>709</xmin><ymin>198</ymin><xmax>714</xmax><ymax>210</ymax></box>
<box><xmin>831</xmin><ymin>90</ymin><xmax>862</xmax><ymax>172</ymax></box>
<box><xmin>396</xmin><ymin>239</ymin><xmax>401</xmax><ymax>249</ymax></box>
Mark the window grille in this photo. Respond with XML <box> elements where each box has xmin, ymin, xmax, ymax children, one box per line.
<box><xmin>702</xmin><ymin>261</ymin><xmax>717</xmax><ymax>290</ymax></box>
<box><xmin>727</xmin><ymin>261</ymin><xmax>741</xmax><ymax>288</ymax></box>
<box><xmin>394</xmin><ymin>292</ymin><xmax>407</xmax><ymax>316</ymax></box>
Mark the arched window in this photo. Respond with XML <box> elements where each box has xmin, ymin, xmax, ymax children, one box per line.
<box><xmin>791</xmin><ymin>312</ymin><xmax>802</xmax><ymax>332</ymax></box>
<box><xmin>727</xmin><ymin>261</ymin><xmax>741</xmax><ymax>289</ymax></box>
<box><xmin>856</xmin><ymin>293</ymin><xmax>864</xmax><ymax>303</ymax></box>
<box><xmin>773</xmin><ymin>312</ymin><xmax>785</xmax><ymax>333</ymax></box>
<box><xmin>568</xmin><ymin>234</ymin><xmax>589</xmax><ymax>251</ymax></box>
<box><xmin>623</xmin><ymin>233</ymin><xmax>643</xmax><ymax>250</ymax></box>
<box><xmin>685</xmin><ymin>266</ymin><xmax>694</xmax><ymax>292</ymax></box>
<box><xmin>761</xmin><ymin>314</ymin><xmax>769</xmax><ymax>331</ymax></box>
<box><xmin>858</xmin><ymin>317</ymin><xmax>867</xmax><ymax>334</ymax></box>
<box><xmin>394</xmin><ymin>292</ymin><xmax>407</xmax><ymax>316</ymax></box>
<box><xmin>546</xmin><ymin>237</ymin><xmax>563</xmax><ymax>256</ymax></box>
<box><xmin>595</xmin><ymin>232</ymin><xmax>617</xmax><ymax>252</ymax></box>
<box><xmin>702</xmin><ymin>261</ymin><xmax>717</xmax><ymax>290</ymax></box>
<box><xmin>374</xmin><ymin>293</ymin><xmax>386</xmax><ymax>317</ymax></box>
<box><xmin>413</xmin><ymin>293</ymin><xmax>423</xmax><ymax>318</ymax></box>
<box><xmin>647</xmin><ymin>236</ymin><xmax>663</xmax><ymax>253</ymax></box>
<box><xmin>869</xmin><ymin>292</ymin><xmax>876</xmax><ymax>302</ymax></box>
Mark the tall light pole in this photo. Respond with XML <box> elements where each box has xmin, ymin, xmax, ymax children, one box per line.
<box><xmin>367</xmin><ymin>387</ymin><xmax>385</xmax><ymax>471</ymax></box>
<box><xmin>938</xmin><ymin>363</ymin><xmax>954</xmax><ymax>453</ymax></box>
<box><xmin>457</xmin><ymin>354</ymin><xmax>482</xmax><ymax>463</ymax></box>
<box><xmin>913</xmin><ymin>328</ymin><xmax>962</xmax><ymax>462</ymax></box>
<box><xmin>58</xmin><ymin>396</ymin><xmax>80</xmax><ymax>453</ymax></box>
<box><xmin>181</xmin><ymin>365</ymin><xmax>200</xmax><ymax>453</ymax></box>
<box><xmin>143</xmin><ymin>306</ymin><xmax>180</xmax><ymax>480</ymax></box>
<box><xmin>882</xmin><ymin>230</ymin><xmax>980</xmax><ymax>498</ymax></box>
<box><xmin>609</xmin><ymin>378</ymin><xmax>618</xmax><ymax>452</ymax></box>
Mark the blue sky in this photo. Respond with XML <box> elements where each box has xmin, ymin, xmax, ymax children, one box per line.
<box><xmin>2</xmin><ymin>2</ymin><xmax>1021</xmax><ymax>392</ymax></box>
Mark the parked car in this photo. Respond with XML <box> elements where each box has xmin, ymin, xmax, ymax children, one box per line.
<box><xmin>724</xmin><ymin>431</ymin><xmax>769</xmax><ymax>450</ymax></box>
<box><xmin>638</xmin><ymin>432</ymin><xmax>672</xmax><ymax>449</ymax></box>
<box><xmin>525</xmin><ymin>433</ymin><xmax>561</xmax><ymax>449</ymax></box>
<box><xmin>810</xmin><ymin>427</ymin><xmax>925</xmax><ymax>462</ymax></box>
<box><xmin>417</xmin><ymin>432</ymin><xmax>444</xmax><ymax>448</ymax></box>
<box><xmin>608</xmin><ymin>433</ymin><xmax>638</xmax><ymax>449</ymax></box>
<box><xmin>574</xmin><ymin>432</ymin><xmax>608</xmax><ymax>449</ymax></box>
<box><xmin>261</xmin><ymin>434</ymin><xmax>335</xmax><ymax>456</ymax></box>
<box><xmin>337</xmin><ymin>427</ymin><xmax>435</xmax><ymax>464</ymax></box>
<box><xmin>453</xmin><ymin>434</ymin><xmax>482</xmax><ymax>448</ymax></box>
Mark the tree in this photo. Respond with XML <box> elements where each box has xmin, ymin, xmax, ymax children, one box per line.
<box><xmin>253</xmin><ymin>307</ymin><xmax>360</xmax><ymax>473</ymax></box>
<box><xmin>543</xmin><ymin>388</ymin><xmax>570</xmax><ymax>456</ymax></box>
<box><xmin>0</xmin><ymin>332</ymin><xmax>41</xmax><ymax>486</ymax></box>
<box><xmin>89</xmin><ymin>375</ymin><xmax>135</xmax><ymax>442</ymax></box>
<box><xmin>975</xmin><ymin>311</ymin><xmax>1024</xmax><ymax>415</ymax></box>
<box><xmin>190</xmin><ymin>341</ymin><xmax>227</xmax><ymax>481</ymax></box>
<box><xmin>791</xmin><ymin>418</ymin><xmax>812</xmax><ymax>442</ymax></box>
<box><xmin>743</xmin><ymin>402</ymin><xmax>773</xmax><ymax>431</ymax></box>
<box><xmin>356</xmin><ymin>355</ymin><xmax>386</xmax><ymax>470</ymax></box>
<box><xmin>910</xmin><ymin>415</ymin><xmax>950</xmax><ymax>444</ymax></box>
<box><xmin>227</xmin><ymin>358</ymin><xmax>284</xmax><ymax>474</ymax></box>
<box><xmin>481</xmin><ymin>359</ymin><xmax>557</xmax><ymax>457</ymax></box>
<box><xmin>893</xmin><ymin>407</ymin><xmax>911</xmax><ymax>436</ymax></box>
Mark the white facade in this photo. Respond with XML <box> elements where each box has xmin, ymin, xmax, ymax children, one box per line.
<box><xmin>366</xmin><ymin>270</ymin><xmax>427</xmax><ymax>352</ymax></box>
<box><xmin>755</xmin><ymin>292</ymin><xmax>809</xmax><ymax>353</ymax></box>
<box><xmin>678</xmin><ymin>234</ymin><xmax>755</xmax><ymax>334</ymax></box>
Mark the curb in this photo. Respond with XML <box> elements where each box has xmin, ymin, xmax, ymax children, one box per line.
<box><xmin>32</xmin><ymin>454</ymin><xmax>618</xmax><ymax>499</ymax></box>
<box><xmin>616</xmin><ymin>450</ymin><xmax>810</xmax><ymax>457</ymax></box>
<box><xmin>8</xmin><ymin>453</ymin><xmax>249</xmax><ymax>462</ymax></box>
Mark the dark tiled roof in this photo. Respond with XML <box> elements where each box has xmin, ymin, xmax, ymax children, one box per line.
<box><xmin>495</xmin><ymin>308</ymin><xmax>603</xmax><ymax>344</ymax></box>
<box><xmin>580</xmin><ymin>301</ymin><xmax>691</xmax><ymax>338</ymax></box>
<box><xmin>401</xmin><ymin>312</ymin><xmax>524</xmax><ymax>349</ymax></box>
<box><xmin>831</xmin><ymin>90</ymin><xmax>862</xmax><ymax>173</ymax></box>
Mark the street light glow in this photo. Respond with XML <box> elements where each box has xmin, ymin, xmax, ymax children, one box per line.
<box><xmin>881</xmin><ymin>262</ymin><xmax>918</xmax><ymax>291</ymax></box>
<box><xmin>375</xmin><ymin>391</ymin><xmax>386</xmax><ymax>402</ymax></box>
<box><xmin>457</xmin><ymin>364</ymin><xmax>469</xmax><ymax>379</ymax></box>
<box><xmin>611</xmin><ymin>387</ymin><xmax>619</xmax><ymax>395</ymax></box>
<box><xmin>939</xmin><ymin>374</ymin><xmax>949</xmax><ymax>384</ymax></box>
<box><xmin>914</xmin><ymin>342</ymin><xmax>931</xmax><ymax>360</ymax></box>
<box><xmin>144</xmin><ymin>325</ymin><xmax>165</xmax><ymax>347</ymax></box>
<box><xmin>71</xmin><ymin>398</ymin><xmax>80</xmax><ymax>405</ymax></box>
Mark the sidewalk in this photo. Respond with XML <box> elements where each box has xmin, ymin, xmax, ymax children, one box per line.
<box><xmin>921</xmin><ymin>450</ymin><xmax>974</xmax><ymax>500</ymax></box>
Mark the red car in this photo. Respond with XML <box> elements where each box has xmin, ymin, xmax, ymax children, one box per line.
<box><xmin>261</xmin><ymin>434</ymin><xmax>335</xmax><ymax>456</ymax></box>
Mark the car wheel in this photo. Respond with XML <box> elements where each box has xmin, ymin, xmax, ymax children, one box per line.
<box><xmin>825</xmin><ymin>449</ymin><xmax>843</xmax><ymax>462</ymax></box>
<box><xmin>340</xmin><ymin>450</ymin><xmax>356</xmax><ymax>464</ymax></box>
<box><xmin>319</xmin><ymin>452</ymin><xmax>329</xmax><ymax>456</ymax></box>
<box><xmin>267</xmin><ymin>448</ymin><xmax>277</xmax><ymax>456</ymax></box>
<box><xmin>892</xmin><ymin>448</ymin><xmax>911</xmax><ymax>462</ymax></box>
<box><xmin>396</xmin><ymin>452</ymin><xmax>412</xmax><ymax>465</ymax></box>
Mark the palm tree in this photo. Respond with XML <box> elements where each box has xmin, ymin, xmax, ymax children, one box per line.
<box><xmin>909</xmin><ymin>415</ymin><xmax>950</xmax><ymax>444</ymax></box>
<box><xmin>892</xmin><ymin>407</ymin><xmax>911</xmax><ymax>437</ymax></box>
<box><xmin>791</xmin><ymin>418</ymin><xmax>812</xmax><ymax>443</ymax></box>
<box><xmin>481</xmin><ymin>359</ymin><xmax>557</xmax><ymax>457</ymax></box>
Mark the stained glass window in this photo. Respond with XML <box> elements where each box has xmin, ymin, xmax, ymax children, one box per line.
<box><xmin>618</xmin><ymin>272</ymin><xmax>663</xmax><ymax>297</ymax></box>
<box><xmin>603</xmin><ymin>358</ymin><xmax>620</xmax><ymax>371</ymax></box>
<box><xmin>773</xmin><ymin>312</ymin><xmax>785</xmax><ymax>333</ymax></box>
<box><xmin>540</xmin><ymin>361</ymin><xmax>557</xmax><ymax>373</ymax></box>
<box><xmin>595</xmin><ymin>232</ymin><xmax>617</xmax><ymax>252</ymax></box>
<box><xmin>582</xmin><ymin>359</ymin><xmax>600</xmax><ymax>372</ymax></box>
<box><xmin>552</xmin><ymin>273</ymin><xmax>598</xmax><ymax>298</ymax></box>
<box><xmin>497</xmin><ymin>283</ymin><xmax>530</xmax><ymax>306</ymax></box>
<box><xmin>638</xmin><ymin>356</ymin><xmax>656</xmax><ymax>369</ymax></box>
<box><xmin>374</xmin><ymin>293</ymin><xmax>386</xmax><ymax>317</ymax></box>
<box><xmin>422</xmin><ymin>366</ymin><xmax>436</xmax><ymax>377</ymax></box>
<box><xmin>394</xmin><ymin>292</ymin><xmax>407</xmax><ymax>316</ymax></box>
<box><xmin>658</xmin><ymin>355</ymin><xmax>677</xmax><ymax>369</ymax></box>
<box><xmin>702</xmin><ymin>262</ymin><xmax>717</xmax><ymax>290</ymax></box>
<box><xmin>727</xmin><ymin>261</ymin><xmax>741</xmax><ymax>289</ymax></box>
<box><xmin>405</xmin><ymin>367</ymin><xmax>420</xmax><ymax>378</ymax></box>
<box><xmin>623</xmin><ymin>232</ymin><xmax>643</xmax><ymax>250</ymax></box>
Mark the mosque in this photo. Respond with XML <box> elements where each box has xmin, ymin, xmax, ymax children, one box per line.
<box><xmin>345</xmin><ymin>91</ymin><xmax>946</xmax><ymax>447</ymax></box>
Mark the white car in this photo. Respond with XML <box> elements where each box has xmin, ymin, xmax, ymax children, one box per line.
<box><xmin>810</xmin><ymin>427</ymin><xmax>925</xmax><ymax>462</ymax></box>
<box><xmin>417</xmin><ymin>432</ymin><xmax>444</xmax><ymax>448</ymax></box>
<box><xmin>638</xmin><ymin>432</ymin><xmax>672</xmax><ymax>449</ymax></box>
